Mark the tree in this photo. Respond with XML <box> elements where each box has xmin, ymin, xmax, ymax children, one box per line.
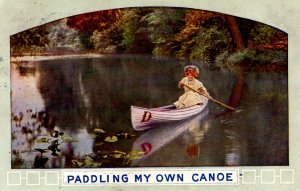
<box><xmin>249</xmin><ymin>23</ymin><xmax>287</xmax><ymax>51</ymax></box>
<box><xmin>47</xmin><ymin>19</ymin><xmax>82</xmax><ymax>50</ymax></box>
<box><xmin>140</xmin><ymin>8</ymin><xmax>185</xmax><ymax>56</ymax></box>
<box><xmin>10</xmin><ymin>25</ymin><xmax>49</xmax><ymax>53</ymax></box>
<box><xmin>225</xmin><ymin>15</ymin><xmax>245</xmax><ymax>50</ymax></box>
<box><xmin>66</xmin><ymin>9</ymin><xmax>122</xmax><ymax>49</ymax></box>
<box><xmin>121</xmin><ymin>9</ymin><xmax>141</xmax><ymax>50</ymax></box>
<box><xmin>66</xmin><ymin>9</ymin><xmax>122</xmax><ymax>33</ymax></box>
<box><xmin>184</xmin><ymin>10</ymin><xmax>223</xmax><ymax>27</ymax></box>
<box><xmin>120</xmin><ymin>8</ymin><xmax>154</xmax><ymax>53</ymax></box>
<box><xmin>170</xmin><ymin>10</ymin><xmax>228</xmax><ymax>59</ymax></box>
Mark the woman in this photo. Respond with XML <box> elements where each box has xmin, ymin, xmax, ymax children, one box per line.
<box><xmin>174</xmin><ymin>65</ymin><xmax>209</xmax><ymax>109</ymax></box>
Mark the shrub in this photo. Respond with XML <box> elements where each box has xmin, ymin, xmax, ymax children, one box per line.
<box><xmin>250</xmin><ymin>24</ymin><xmax>278</xmax><ymax>45</ymax></box>
<box><xmin>90</xmin><ymin>20</ymin><xmax>124</xmax><ymax>53</ymax></box>
<box><xmin>189</xmin><ymin>26</ymin><xmax>232</xmax><ymax>61</ymax></box>
<box><xmin>216</xmin><ymin>48</ymin><xmax>288</xmax><ymax>70</ymax></box>
<box><xmin>79</xmin><ymin>32</ymin><xmax>94</xmax><ymax>49</ymax></box>
<box><xmin>120</xmin><ymin>8</ymin><xmax>154</xmax><ymax>53</ymax></box>
<box><xmin>142</xmin><ymin>8</ymin><xmax>186</xmax><ymax>56</ymax></box>
<box><xmin>121</xmin><ymin>10</ymin><xmax>140</xmax><ymax>50</ymax></box>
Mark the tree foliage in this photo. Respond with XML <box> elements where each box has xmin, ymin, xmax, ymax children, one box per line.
<box><xmin>10</xmin><ymin>25</ymin><xmax>50</xmax><ymax>53</ymax></box>
<box><xmin>66</xmin><ymin>9</ymin><xmax>122</xmax><ymax>33</ymax></box>
<box><xmin>11</xmin><ymin>7</ymin><xmax>288</xmax><ymax>66</ymax></box>
<box><xmin>90</xmin><ymin>22</ymin><xmax>124</xmax><ymax>53</ymax></box>
<box><xmin>143</xmin><ymin>8</ymin><xmax>185</xmax><ymax>44</ymax></box>
<box><xmin>120</xmin><ymin>8</ymin><xmax>154</xmax><ymax>53</ymax></box>
<box><xmin>184</xmin><ymin>10</ymin><xmax>224</xmax><ymax>27</ymax></box>
<box><xmin>65</xmin><ymin>9</ymin><xmax>122</xmax><ymax>49</ymax></box>
<box><xmin>47</xmin><ymin>20</ymin><xmax>82</xmax><ymax>50</ymax></box>
<box><xmin>190</xmin><ymin>26</ymin><xmax>232</xmax><ymax>61</ymax></box>
<box><xmin>249</xmin><ymin>24</ymin><xmax>287</xmax><ymax>51</ymax></box>
<box><xmin>142</xmin><ymin>8</ymin><xmax>186</xmax><ymax>56</ymax></box>
<box><xmin>121</xmin><ymin>9</ymin><xmax>140</xmax><ymax>50</ymax></box>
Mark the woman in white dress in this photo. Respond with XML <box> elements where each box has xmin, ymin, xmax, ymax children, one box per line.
<box><xmin>174</xmin><ymin>65</ymin><xmax>209</xmax><ymax>109</ymax></box>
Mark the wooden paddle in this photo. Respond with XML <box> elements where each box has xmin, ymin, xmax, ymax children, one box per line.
<box><xmin>182</xmin><ymin>83</ymin><xmax>238</xmax><ymax>111</ymax></box>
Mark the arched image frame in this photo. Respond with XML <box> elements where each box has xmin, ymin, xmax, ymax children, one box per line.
<box><xmin>0</xmin><ymin>0</ymin><xmax>299</xmax><ymax>191</ymax></box>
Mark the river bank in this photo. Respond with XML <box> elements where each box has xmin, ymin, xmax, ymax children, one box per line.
<box><xmin>11</xmin><ymin>50</ymin><xmax>287</xmax><ymax>74</ymax></box>
<box><xmin>11</xmin><ymin>53</ymin><xmax>104</xmax><ymax>62</ymax></box>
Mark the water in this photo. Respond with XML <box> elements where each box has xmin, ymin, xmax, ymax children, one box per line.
<box><xmin>11</xmin><ymin>54</ymin><xmax>288</xmax><ymax>168</ymax></box>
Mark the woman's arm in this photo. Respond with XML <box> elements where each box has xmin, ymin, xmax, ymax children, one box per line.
<box><xmin>178</xmin><ymin>78</ymin><xmax>186</xmax><ymax>88</ymax></box>
<box><xmin>197</xmin><ymin>81</ymin><xmax>209</xmax><ymax>96</ymax></box>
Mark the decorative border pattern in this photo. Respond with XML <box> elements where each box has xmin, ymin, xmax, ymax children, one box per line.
<box><xmin>241</xmin><ymin>169</ymin><xmax>294</xmax><ymax>185</ymax></box>
<box><xmin>6</xmin><ymin>169</ymin><xmax>295</xmax><ymax>186</ymax></box>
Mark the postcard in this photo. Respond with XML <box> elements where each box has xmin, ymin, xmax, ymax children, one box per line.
<box><xmin>0</xmin><ymin>0</ymin><xmax>299</xmax><ymax>190</ymax></box>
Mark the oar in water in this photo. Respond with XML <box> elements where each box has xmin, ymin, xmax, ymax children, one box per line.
<box><xmin>182</xmin><ymin>83</ymin><xmax>239</xmax><ymax>112</ymax></box>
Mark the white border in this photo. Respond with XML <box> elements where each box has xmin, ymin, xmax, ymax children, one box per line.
<box><xmin>1</xmin><ymin>0</ymin><xmax>300</xmax><ymax>190</ymax></box>
<box><xmin>261</xmin><ymin>169</ymin><xmax>275</xmax><ymax>184</ymax></box>
<box><xmin>7</xmin><ymin>171</ymin><xmax>21</xmax><ymax>186</ymax></box>
<box><xmin>280</xmin><ymin>169</ymin><xmax>295</xmax><ymax>184</ymax></box>
<box><xmin>26</xmin><ymin>171</ymin><xmax>41</xmax><ymax>186</ymax></box>
<box><xmin>45</xmin><ymin>171</ymin><xmax>60</xmax><ymax>186</ymax></box>
<box><xmin>241</xmin><ymin>170</ymin><xmax>256</xmax><ymax>184</ymax></box>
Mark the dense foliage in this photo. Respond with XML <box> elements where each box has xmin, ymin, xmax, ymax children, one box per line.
<box><xmin>10</xmin><ymin>25</ymin><xmax>50</xmax><ymax>53</ymax></box>
<box><xmin>11</xmin><ymin>7</ymin><xmax>288</xmax><ymax>68</ymax></box>
<box><xmin>66</xmin><ymin>10</ymin><xmax>122</xmax><ymax>33</ymax></box>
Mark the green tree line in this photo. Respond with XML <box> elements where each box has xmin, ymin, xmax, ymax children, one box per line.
<box><xmin>10</xmin><ymin>7</ymin><xmax>287</xmax><ymax>68</ymax></box>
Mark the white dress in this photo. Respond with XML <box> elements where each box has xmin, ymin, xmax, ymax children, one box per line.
<box><xmin>174</xmin><ymin>77</ymin><xmax>207</xmax><ymax>109</ymax></box>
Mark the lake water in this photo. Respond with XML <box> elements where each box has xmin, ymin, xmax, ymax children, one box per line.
<box><xmin>11</xmin><ymin>54</ymin><xmax>288</xmax><ymax>168</ymax></box>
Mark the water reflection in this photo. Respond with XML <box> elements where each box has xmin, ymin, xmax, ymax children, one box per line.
<box><xmin>132</xmin><ymin>109</ymin><xmax>209</xmax><ymax>166</ymax></box>
<box><xmin>11</xmin><ymin>63</ymin><xmax>45</xmax><ymax>113</ymax></box>
<box><xmin>224</xmin><ymin>128</ymin><xmax>241</xmax><ymax>166</ymax></box>
<box><xmin>11</xmin><ymin>55</ymin><xmax>288</xmax><ymax>168</ymax></box>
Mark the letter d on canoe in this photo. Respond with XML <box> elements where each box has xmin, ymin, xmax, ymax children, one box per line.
<box><xmin>141</xmin><ymin>142</ymin><xmax>152</xmax><ymax>154</ymax></box>
<box><xmin>141</xmin><ymin>111</ymin><xmax>152</xmax><ymax>122</ymax></box>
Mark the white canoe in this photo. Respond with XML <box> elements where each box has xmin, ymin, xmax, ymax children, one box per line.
<box><xmin>131</xmin><ymin>97</ymin><xmax>209</xmax><ymax>131</ymax></box>
<box><xmin>131</xmin><ymin>109</ymin><xmax>209</xmax><ymax>165</ymax></box>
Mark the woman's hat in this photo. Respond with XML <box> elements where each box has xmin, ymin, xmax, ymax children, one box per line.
<box><xmin>184</xmin><ymin>65</ymin><xmax>199</xmax><ymax>76</ymax></box>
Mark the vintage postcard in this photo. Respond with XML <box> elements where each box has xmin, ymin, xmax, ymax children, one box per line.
<box><xmin>0</xmin><ymin>0</ymin><xmax>299</xmax><ymax>190</ymax></box>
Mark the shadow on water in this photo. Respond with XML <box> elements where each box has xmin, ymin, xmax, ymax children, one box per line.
<box><xmin>211</xmin><ymin>65</ymin><xmax>288</xmax><ymax>166</ymax></box>
<box><xmin>11</xmin><ymin>55</ymin><xmax>288</xmax><ymax>168</ymax></box>
<box><xmin>131</xmin><ymin>109</ymin><xmax>210</xmax><ymax>166</ymax></box>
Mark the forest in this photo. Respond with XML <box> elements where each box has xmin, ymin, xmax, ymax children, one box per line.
<box><xmin>10</xmin><ymin>7</ymin><xmax>289</xmax><ymax>169</ymax></box>
<box><xmin>10</xmin><ymin>7</ymin><xmax>288</xmax><ymax>70</ymax></box>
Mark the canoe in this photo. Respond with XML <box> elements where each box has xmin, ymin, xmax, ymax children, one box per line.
<box><xmin>131</xmin><ymin>109</ymin><xmax>209</xmax><ymax>166</ymax></box>
<box><xmin>131</xmin><ymin>97</ymin><xmax>209</xmax><ymax>131</ymax></box>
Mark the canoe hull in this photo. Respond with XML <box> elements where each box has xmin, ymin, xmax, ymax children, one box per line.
<box><xmin>131</xmin><ymin>109</ymin><xmax>209</xmax><ymax>165</ymax></box>
<box><xmin>131</xmin><ymin>97</ymin><xmax>208</xmax><ymax>131</ymax></box>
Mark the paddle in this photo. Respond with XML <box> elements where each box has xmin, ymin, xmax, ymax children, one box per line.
<box><xmin>181</xmin><ymin>83</ymin><xmax>239</xmax><ymax>111</ymax></box>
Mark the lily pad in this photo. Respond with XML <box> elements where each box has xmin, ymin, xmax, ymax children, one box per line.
<box><xmin>94</xmin><ymin>128</ymin><xmax>106</xmax><ymax>134</ymax></box>
<box><xmin>84</xmin><ymin>155</ymin><xmax>102</xmax><ymax>167</ymax></box>
<box><xmin>104</xmin><ymin>136</ymin><xmax>118</xmax><ymax>143</ymax></box>
<box><xmin>62</xmin><ymin>136</ymin><xmax>79</xmax><ymax>142</ymax></box>
<box><xmin>94</xmin><ymin>142</ymin><xmax>104</xmax><ymax>146</ymax></box>
<box><xmin>110</xmin><ymin>153</ymin><xmax>123</xmax><ymax>159</ymax></box>
<box><xmin>72</xmin><ymin>160</ymin><xmax>84</xmax><ymax>167</ymax></box>
<box><xmin>36</xmin><ymin>137</ymin><xmax>49</xmax><ymax>143</ymax></box>
<box><xmin>127</xmin><ymin>150</ymin><xmax>145</xmax><ymax>160</ymax></box>
<box><xmin>112</xmin><ymin>150</ymin><xmax>126</xmax><ymax>154</ymax></box>
<box><xmin>102</xmin><ymin>154</ymin><xmax>108</xmax><ymax>158</ymax></box>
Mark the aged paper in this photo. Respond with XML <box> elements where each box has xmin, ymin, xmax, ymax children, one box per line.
<box><xmin>0</xmin><ymin>0</ymin><xmax>299</xmax><ymax>190</ymax></box>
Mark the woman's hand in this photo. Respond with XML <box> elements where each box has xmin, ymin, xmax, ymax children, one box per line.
<box><xmin>179</xmin><ymin>81</ymin><xmax>185</xmax><ymax>88</ymax></box>
<box><xmin>198</xmin><ymin>88</ymin><xmax>209</xmax><ymax>97</ymax></box>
